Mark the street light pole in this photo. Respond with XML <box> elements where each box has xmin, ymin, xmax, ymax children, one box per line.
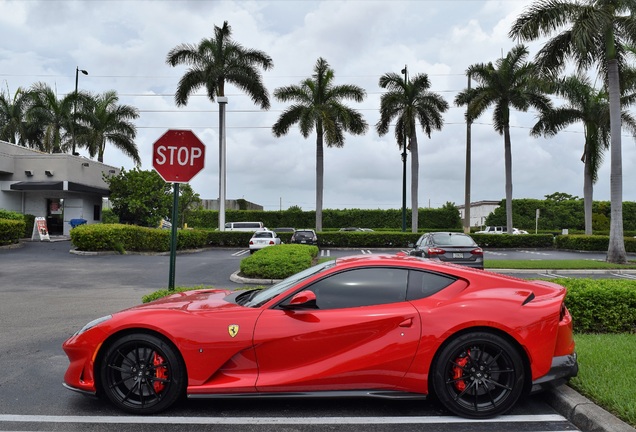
<box><xmin>72</xmin><ymin>67</ymin><xmax>88</xmax><ymax>156</ymax></box>
<box><xmin>400</xmin><ymin>65</ymin><xmax>408</xmax><ymax>232</ymax></box>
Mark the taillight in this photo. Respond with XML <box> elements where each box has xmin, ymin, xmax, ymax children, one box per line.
<box><xmin>249</xmin><ymin>240</ymin><xmax>254</xmax><ymax>245</ymax></box>
<box><xmin>471</xmin><ymin>248</ymin><xmax>483</xmax><ymax>255</ymax></box>
<box><xmin>269</xmin><ymin>240</ymin><xmax>274</xmax><ymax>245</ymax></box>
<box><xmin>428</xmin><ymin>247</ymin><xmax>445</xmax><ymax>255</ymax></box>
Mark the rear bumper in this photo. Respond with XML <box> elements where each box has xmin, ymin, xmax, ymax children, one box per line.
<box><xmin>530</xmin><ymin>352</ymin><xmax>578</xmax><ymax>394</ymax></box>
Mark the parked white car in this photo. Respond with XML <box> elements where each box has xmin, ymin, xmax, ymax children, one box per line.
<box><xmin>248</xmin><ymin>230</ymin><xmax>281</xmax><ymax>253</ymax></box>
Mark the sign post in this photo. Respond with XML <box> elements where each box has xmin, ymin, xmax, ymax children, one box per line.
<box><xmin>153</xmin><ymin>130</ymin><xmax>206</xmax><ymax>290</ymax></box>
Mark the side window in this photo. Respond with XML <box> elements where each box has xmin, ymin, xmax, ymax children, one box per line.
<box><xmin>406</xmin><ymin>270</ymin><xmax>456</xmax><ymax>300</ymax></box>
<box><xmin>305</xmin><ymin>268</ymin><xmax>408</xmax><ymax>310</ymax></box>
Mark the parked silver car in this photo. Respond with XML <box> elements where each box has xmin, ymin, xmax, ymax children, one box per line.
<box><xmin>409</xmin><ymin>232</ymin><xmax>484</xmax><ymax>269</ymax></box>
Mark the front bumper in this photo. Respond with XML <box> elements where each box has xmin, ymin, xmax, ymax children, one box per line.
<box><xmin>530</xmin><ymin>353</ymin><xmax>578</xmax><ymax>394</ymax></box>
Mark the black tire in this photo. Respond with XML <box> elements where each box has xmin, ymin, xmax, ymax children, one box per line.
<box><xmin>431</xmin><ymin>331</ymin><xmax>525</xmax><ymax>418</ymax></box>
<box><xmin>99</xmin><ymin>333</ymin><xmax>186</xmax><ymax>414</ymax></box>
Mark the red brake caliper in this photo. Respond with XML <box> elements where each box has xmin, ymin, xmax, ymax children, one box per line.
<box><xmin>452</xmin><ymin>350</ymin><xmax>470</xmax><ymax>392</ymax></box>
<box><xmin>153</xmin><ymin>353</ymin><xmax>167</xmax><ymax>393</ymax></box>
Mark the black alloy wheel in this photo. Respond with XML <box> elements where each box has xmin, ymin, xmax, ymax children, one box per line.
<box><xmin>431</xmin><ymin>331</ymin><xmax>525</xmax><ymax>418</ymax></box>
<box><xmin>100</xmin><ymin>333</ymin><xmax>186</xmax><ymax>414</ymax></box>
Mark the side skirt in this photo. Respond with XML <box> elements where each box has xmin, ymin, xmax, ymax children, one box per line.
<box><xmin>188</xmin><ymin>390</ymin><xmax>427</xmax><ymax>401</ymax></box>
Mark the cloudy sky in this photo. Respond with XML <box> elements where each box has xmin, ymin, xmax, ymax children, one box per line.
<box><xmin>2</xmin><ymin>0</ymin><xmax>635</xmax><ymax>212</ymax></box>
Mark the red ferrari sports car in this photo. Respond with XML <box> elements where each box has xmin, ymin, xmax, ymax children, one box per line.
<box><xmin>63</xmin><ymin>254</ymin><xmax>578</xmax><ymax>419</ymax></box>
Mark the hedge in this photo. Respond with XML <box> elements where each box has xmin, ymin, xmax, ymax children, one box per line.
<box><xmin>556</xmin><ymin>234</ymin><xmax>636</xmax><ymax>253</ymax></box>
<box><xmin>556</xmin><ymin>279</ymin><xmax>636</xmax><ymax>334</ymax></box>
<box><xmin>70</xmin><ymin>223</ymin><xmax>209</xmax><ymax>253</ymax></box>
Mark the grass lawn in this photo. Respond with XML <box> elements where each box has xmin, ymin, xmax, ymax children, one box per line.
<box><xmin>570</xmin><ymin>334</ymin><xmax>636</xmax><ymax>427</ymax></box>
<box><xmin>485</xmin><ymin>259</ymin><xmax>636</xmax><ymax>270</ymax></box>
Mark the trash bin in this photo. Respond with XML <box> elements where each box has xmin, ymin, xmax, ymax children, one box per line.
<box><xmin>69</xmin><ymin>218</ymin><xmax>87</xmax><ymax>228</ymax></box>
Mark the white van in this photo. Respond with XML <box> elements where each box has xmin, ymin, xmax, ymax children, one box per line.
<box><xmin>224</xmin><ymin>221</ymin><xmax>265</xmax><ymax>232</ymax></box>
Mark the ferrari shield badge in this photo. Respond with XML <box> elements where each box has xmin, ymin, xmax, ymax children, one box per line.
<box><xmin>228</xmin><ymin>324</ymin><xmax>239</xmax><ymax>338</ymax></box>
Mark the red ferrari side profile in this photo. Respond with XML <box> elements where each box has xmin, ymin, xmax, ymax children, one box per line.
<box><xmin>63</xmin><ymin>254</ymin><xmax>578</xmax><ymax>418</ymax></box>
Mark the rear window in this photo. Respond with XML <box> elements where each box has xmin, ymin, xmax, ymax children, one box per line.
<box><xmin>431</xmin><ymin>233</ymin><xmax>476</xmax><ymax>246</ymax></box>
<box><xmin>253</xmin><ymin>231</ymin><xmax>274</xmax><ymax>238</ymax></box>
<box><xmin>234</xmin><ymin>222</ymin><xmax>262</xmax><ymax>228</ymax></box>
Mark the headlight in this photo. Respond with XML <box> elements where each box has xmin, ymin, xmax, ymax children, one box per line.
<box><xmin>74</xmin><ymin>315</ymin><xmax>112</xmax><ymax>336</ymax></box>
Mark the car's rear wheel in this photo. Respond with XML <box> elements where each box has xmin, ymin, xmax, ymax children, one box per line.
<box><xmin>431</xmin><ymin>331</ymin><xmax>525</xmax><ymax>418</ymax></box>
<box><xmin>100</xmin><ymin>333</ymin><xmax>185</xmax><ymax>414</ymax></box>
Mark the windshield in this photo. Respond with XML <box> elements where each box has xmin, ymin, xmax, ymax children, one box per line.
<box><xmin>243</xmin><ymin>260</ymin><xmax>335</xmax><ymax>308</ymax></box>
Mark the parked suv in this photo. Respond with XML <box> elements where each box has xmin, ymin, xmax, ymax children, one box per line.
<box><xmin>475</xmin><ymin>226</ymin><xmax>505</xmax><ymax>234</ymax></box>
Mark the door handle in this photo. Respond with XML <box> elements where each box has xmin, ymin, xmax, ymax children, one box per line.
<box><xmin>399</xmin><ymin>318</ymin><xmax>413</xmax><ymax>328</ymax></box>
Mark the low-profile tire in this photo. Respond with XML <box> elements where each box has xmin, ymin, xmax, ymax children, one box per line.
<box><xmin>431</xmin><ymin>331</ymin><xmax>525</xmax><ymax>419</ymax></box>
<box><xmin>99</xmin><ymin>333</ymin><xmax>186</xmax><ymax>414</ymax></box>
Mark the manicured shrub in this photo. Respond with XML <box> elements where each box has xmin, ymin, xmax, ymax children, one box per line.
<box><xmin>70</xmin><ymin>223</ymin><xmax>209</xmax><ymax>252</ymax></box>
<box><xmin>239</xmin><ymin>244</ymin><xmax>318</xmax><ymax>280</ymax></box>
<box><xmin>0</xmin><ymin>218</ymin><xmax>26</xmax><ymax>245</ymax></box>
<box><xmin>554</xmin><ymin>278</ymin><xmax>636</xmax><ymax>334</ymax></box>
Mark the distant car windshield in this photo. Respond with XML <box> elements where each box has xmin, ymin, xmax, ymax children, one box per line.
<box><xmin>244</xmin><ymin>260</ymin><xmax>335</xmax><ymax>308</ymax></box>
<box><xmin>432</xmin><ymin>233</ymin><xmax>476</xmax><ymax>246</ymax></box>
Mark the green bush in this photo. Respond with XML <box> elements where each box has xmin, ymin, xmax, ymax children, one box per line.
<box><xmin>70</xmin><ymin>223</ymin><xmax>209</xmax><ymax>252</ymax></box>
<box><xmin>0</xmin><ymin>218</ymin><xmax>26</xmax><ymax>245</ymax></box>
<box><xmin>554</xmin><ymin>279</ymin><xmax>636</xmax><ymax>333</ymax></box>
<box><xmin>239</xmin><ymin>244</ymin><xmax>318</xmax><ymax>280</ymax></box>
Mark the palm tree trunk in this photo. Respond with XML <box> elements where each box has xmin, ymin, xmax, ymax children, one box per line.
<box><xmin>606</xmin><ymin>59</ymin><xmax>626</xmax><ymax>263</ymax></box>
<box><xmin>503</xmin><ymin>125</ymin><xmax>513</xmax><ymax>234</ymax></box>
<box><xmin>315</xmin><ymin>129</ymin><xmax>324</xmax><ymax>232</ymax></box>
<box><xmin>410</xmin><ymin>134</ymin><xmax>419</xmax><ymax>233</ymax></box>
<box><xmin>583</xmin><ymin>150</ymin><xmax>593</xmax><ymax>235</ymax></box>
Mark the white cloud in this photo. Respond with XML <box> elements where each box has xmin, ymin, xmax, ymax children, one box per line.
<box><xmin>1</xmin><ymin>0</ymin><xmax>634</xmax><ymax>215</ymax></box>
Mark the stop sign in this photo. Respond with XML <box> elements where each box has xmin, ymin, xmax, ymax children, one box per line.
<box><xmin>152</xmin><ymin>130</ymin><xmax>205</xmax><ymax>183</ymax></box>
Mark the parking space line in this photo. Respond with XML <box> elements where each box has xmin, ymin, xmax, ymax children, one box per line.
<box><xmin>232</xmin><ymin>250</ymin><xmax>250</xmax><ymax>257</ymax></box>
<box><xmin>320</xmin><ymin>249</ymin><xmax>330</xmax><ymax>257</ymax></box>
<box><xmin>0</xmin><ymin>413</ymin><xmax>568</xmax><ymax>425</ymax></box>
<box><xmin>611</xmin><ymin>273</ymin><xmax>636</xmax><ymax>280</ymax></box>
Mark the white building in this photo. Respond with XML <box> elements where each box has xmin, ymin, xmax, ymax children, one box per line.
<box><xmin>0</xmin><ymin>140</ymin><xmax>119</xmax><ymax>236</ymax></box>
<box><xmin>457</xmin><ymin>200</ymin><xmax>501</xmax><ymax>228</ymax></box>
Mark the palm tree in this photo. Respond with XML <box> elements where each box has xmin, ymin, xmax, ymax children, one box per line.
<box><xmin>272</xmin><ymin>57</ymin><xmax>368</xmax><ymax>232</ymax></box>
<box><xmin>77</xmin><ymin>90</ymin><xmax>140</xmax><ymax>164</ymax></box>
<box><xmin>531</xmin><ymin>74</ymin><xmax>636</xmax><ymax>235</ymax></box>
<box><xmin>0</xmin><ymin>87</ymin><xmax>37</xmax><ymax>146</ymax></box>
<box><xmin>27</xmin><ymin>82</ymin><xmax>76</xmax><ymax>153</ymax></box>
<box><xmin>455</xmin><ymin>45</ymin><xmax>551</xmax><ymax>235</ymax></box>
<box><xmin>509</xmin><ymin>0</ymin><xmax>636</xmax><ymax>264</ymax></box>
<box><xmin>376</xmin><ymin>70</ymin><xmax>449</xmax><ymax>233</ymax></box>
<box><xmin>166</xmin><ymin>21</ymin><xmax>273</xmax><ymax>230</ymax></box>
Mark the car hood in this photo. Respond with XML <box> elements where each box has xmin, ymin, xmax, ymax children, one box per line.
<box><xmin>129</xmin><ymin>289</ymin><xmax>237</xmax><ymax>312</ymax></box>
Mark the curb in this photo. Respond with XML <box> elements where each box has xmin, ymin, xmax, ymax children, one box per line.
<box><xmin>547</xmin><ymin>385</ymin><xmax>635</xmax><ymax>432</ymax></box>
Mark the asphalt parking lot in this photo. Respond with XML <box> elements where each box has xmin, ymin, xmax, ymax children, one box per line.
<box><xmin>1</xmin><ymin>239</ymin><xmax>634</xmax><ymax>432</ymax></box>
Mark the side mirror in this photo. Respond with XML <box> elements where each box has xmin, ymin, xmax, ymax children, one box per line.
<box><xmin>281</xmin><ymin>290</ymin><xmax>317</xmax><ymax>310</ymax></box>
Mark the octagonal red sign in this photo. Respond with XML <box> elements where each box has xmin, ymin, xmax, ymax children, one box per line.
<box><xmin>152</xmin><ymin>130</ymin><xmax>205</xmax><ymax>183</ymax></box>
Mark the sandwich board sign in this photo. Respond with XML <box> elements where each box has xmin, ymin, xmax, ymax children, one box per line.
<box><xmin>32</xmin><ymin>217</ymin><xmax>50</xmax><ymax>241</ymax></box>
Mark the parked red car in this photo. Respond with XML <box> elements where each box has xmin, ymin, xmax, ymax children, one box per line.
<box><xmin>63</xmin><ymin>254</ymin><xmax>577</xmax><ymax>418</ymax></box>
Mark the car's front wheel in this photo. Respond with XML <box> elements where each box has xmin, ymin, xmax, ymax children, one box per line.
<box><xmin>431</xmin><ymin>331</ymin><xmax>525</xmax><ymax>418</ymax></box>
<box><xmin>99</xmin><ymin>333</ymin><xmax>186</xmax><ymax>414</ymax></box>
